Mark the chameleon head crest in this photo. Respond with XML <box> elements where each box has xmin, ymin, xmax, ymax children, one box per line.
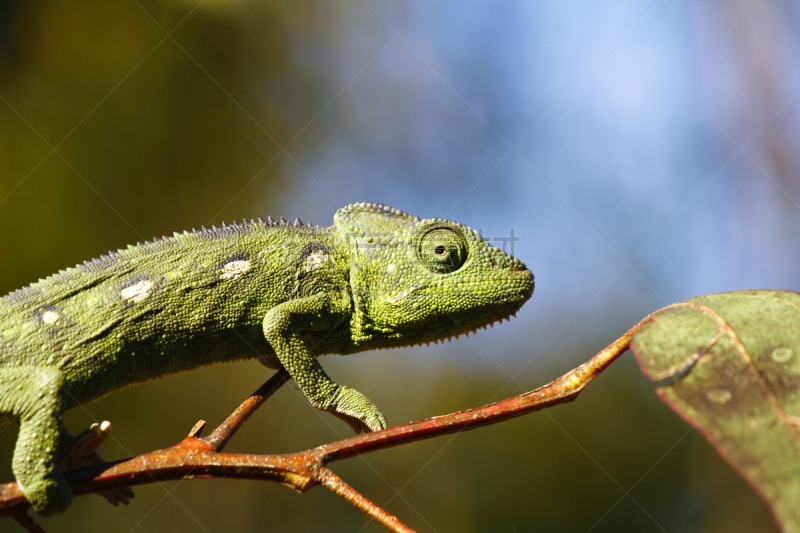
<box><xmin>334</xmin><ymin>203</ymin><xmax>420</xmax><ymax>241</ymax></box>
<box><xmin>334</xmin><ymin>203</ymin><xmax>534</xmax><ymax>348</ymax></box>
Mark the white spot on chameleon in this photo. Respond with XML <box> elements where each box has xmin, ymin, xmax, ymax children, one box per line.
<box><xmin>706</xmin><ymin>389</ymin><xmax>732</xmax><ymax>404</ymax></box>
<box><xmin>306</xmin><ymin>251</ymin><xmax>327</xmax><ymax>272</ymax></box>
<box><xmin>221</xmin><ymin>260</ymin><xmax>250</xmax><ymax>280</ymax></box>
<box><xmin>41</xmin><ymin>311</ymin><xmax>60</xmax><ymax>324</ymax></box>
<box><xmin>121</xmin><ymin>280</ymin><xmax>153</xmax><ymax>302</ymax></box>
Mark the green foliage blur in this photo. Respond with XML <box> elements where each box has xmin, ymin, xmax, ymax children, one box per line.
<box><xmin>0</xmin><ymin>1</ymin><xmax>780</xmax><ymax>532</ymax></box>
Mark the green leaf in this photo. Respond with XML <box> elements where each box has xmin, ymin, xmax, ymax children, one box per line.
<box><xmin>631</xmin><ymin>290</ymin><xmax>800</xmax><ymax>533</ymax></box>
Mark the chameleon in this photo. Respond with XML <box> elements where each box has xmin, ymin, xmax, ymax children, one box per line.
<box><xmin>0</xmin><ymin>202</ymin><xmax>533</xmax><ymax>515</ymax></box>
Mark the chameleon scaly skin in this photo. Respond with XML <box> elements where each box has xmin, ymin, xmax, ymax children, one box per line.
<box><xmin>0</xmin><ymin>202</ymin><xmax>533</xmax><ymax>515</ymax></box>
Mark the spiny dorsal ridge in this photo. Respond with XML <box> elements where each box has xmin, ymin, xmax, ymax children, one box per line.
<box><xmin>294</xmin><ymin>217</ymin><xmax>303</xmax><ymax>227</ymax></box>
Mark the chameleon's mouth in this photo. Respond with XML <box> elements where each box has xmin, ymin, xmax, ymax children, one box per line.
<box><xmin>383</xmin><ymin>269</ymin><xmax>534</xmax><ymax>306</ymax></box>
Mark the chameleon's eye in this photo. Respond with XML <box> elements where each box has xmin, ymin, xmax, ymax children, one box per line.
<box><xmin>420</xmin><ymin>228</ymin><xmax>468</xmax><ymax>274</ymax></box>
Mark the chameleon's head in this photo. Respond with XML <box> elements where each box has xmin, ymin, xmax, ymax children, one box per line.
<box><xmin>334</xmin><ymin>203</ymin><xmax>534</xmax><ymax>347</ymax></box>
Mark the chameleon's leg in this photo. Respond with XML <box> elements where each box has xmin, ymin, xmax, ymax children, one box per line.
<box><xmin>262</xmin><ymin>295</ymin><xmax>388</xmax><ymax>433</ymax></box>
<box><xmin>0</xmin><ymin>366</ymin><xmax>71</xmax><ymax>515</ymax></box>
<box><xmin>60</xmin><ymin>421</ymin><xmax>135</xmax><ymax>506</ymax></box>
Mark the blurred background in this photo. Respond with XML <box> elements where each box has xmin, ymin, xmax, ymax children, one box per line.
<box><xmin>1</xmin><ymin>0</ymin><xmax>798</xmax><ymax>531</ymax></box>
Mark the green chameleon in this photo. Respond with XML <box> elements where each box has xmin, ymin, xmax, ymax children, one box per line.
<box><xmin>0</xmin><ymin>202</ymin><xmax>533</xmax><ymax>515</ymax></box>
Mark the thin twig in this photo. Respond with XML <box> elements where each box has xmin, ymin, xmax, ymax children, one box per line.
<box><xmin>0</xmin><ymin>325</ymin><xmax>638</xmax><ymax>532</ymax></box>
<box><xmin>14</xmin><ymin>513</ymin><xmax>49</xmax><ymax>533</ymax></box>
<box><xmin>316</xmin><ymin>467</ymin><xmax>415</xmax><ymax>533</ymax></box>
<box><xmin>203</xmin><ymin>367</ymin><xmax>290</xmax><ymax>451</ymax></box>
<box><xmin>317</xmin><ymin>326</ymin><xmax>635</xmax><ymax>462</ymax></box>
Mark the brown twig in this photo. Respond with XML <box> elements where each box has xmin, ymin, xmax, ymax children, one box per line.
<box><xmin>14</xmin><ymin>513</ymin><xmax>48</xmax><ymax>533</ymax></box>
<box><xmin>316</xmin><ymin>467</ymin><xmax>417</xmax><ymax>533</ymax></box>
<box><xmin>0</xmin><ymin>326</ymin><xmax>636</xmax><ymax>532</ymax></box>
<box><xmin>202</xmin><ymin>367</ymin><xmax>291</xmax><ymax>451</ymax></box>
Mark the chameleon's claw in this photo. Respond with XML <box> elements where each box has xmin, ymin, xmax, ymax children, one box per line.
<box><xmin>365</xmin><ymin>411</ymin><xmax>388</xmax><ymax>432</ymax></box>
<box><xmin>63</xmin><ymin>421</ymin><xmax>112</xmax><ymax>467</ymax></box>
<box><xmin>63</xmin><ymin>421</ymin><xmax>136</xmax><ymax>506</ymax></box>
<box><xmin>327</xmin><ymin>386</ymin><xmax>388</xmax><ymax>434</ymax></box>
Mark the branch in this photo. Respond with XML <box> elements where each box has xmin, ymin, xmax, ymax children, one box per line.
<box><xmin>202</xmin><ymin>367</ymin><xmax>291</xmax><ymax>452</ymax></box>
<box><xmin>0</xmin><ymin>326</ymin><xmax>636</xmax><ymax>533</ymax></box>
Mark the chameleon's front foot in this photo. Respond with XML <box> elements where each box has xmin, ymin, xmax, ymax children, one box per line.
<box><xmin>321</xmin><ymin>385</ymin><xmax>388</xmax><ymax>434</ymax></box>
<box><xmin>262</xmin><ymin>296</ymin><xmax>388</xmax><ymax>433</ymax></box>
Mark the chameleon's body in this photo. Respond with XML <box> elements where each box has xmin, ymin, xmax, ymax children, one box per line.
<box><xmin>0</xmin><ymin>203</ymin><xmax>533</xmax><ymax>515</ymax></box>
